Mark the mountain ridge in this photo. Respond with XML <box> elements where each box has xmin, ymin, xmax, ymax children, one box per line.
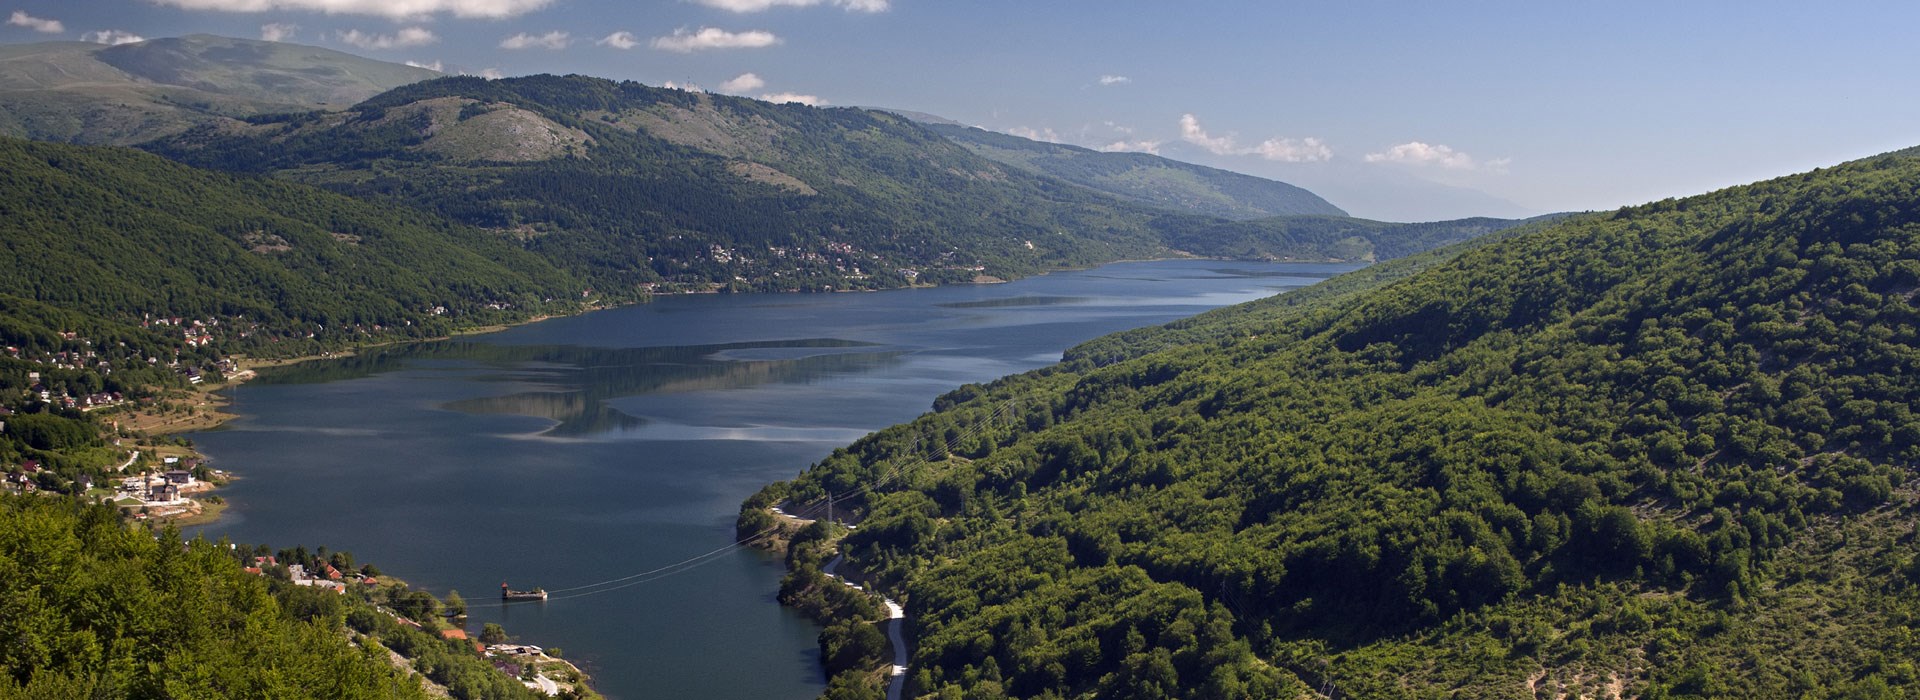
<box><xmin>911</xmin><ymin>119</ymin><xmax>1348</xmax><ymax>220</ymax></box>
<box><xmin>144</xmin><ymin>73</ymin><xmax>1524</xmax><ymax>294</ymax></box>
<box><xmin>0</xmin><ymin>35</ymin><xmax>438</xmax><ymax>144</ymax></box>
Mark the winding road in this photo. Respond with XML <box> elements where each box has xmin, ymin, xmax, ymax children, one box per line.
<box><xmin>824</xmin><ymin>555</ymin><xmax>907</xmax><ymax>700</ymax></box>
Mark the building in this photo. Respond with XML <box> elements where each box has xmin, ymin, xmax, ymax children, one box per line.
<box><xmin>149</xmin><ymin>483</ymin><xmax>179</xmax><ymax>502</ymax></box>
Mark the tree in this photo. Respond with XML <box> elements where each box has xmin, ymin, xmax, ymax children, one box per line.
<box><xmin>445</xmin><ymin>590</ymin><xmax>467</xmax><ymax>618</ymax></box>
<box><xmin>480</xmin><ymin>622</ymin><xmax>509</xmax><ymax>645</ymax></box>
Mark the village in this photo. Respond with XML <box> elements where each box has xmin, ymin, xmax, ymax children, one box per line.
<box><xmin>236</xmin><ymin>552</ymin><xmax>592</xmax><ymax>698</ymax></box>
<box><xmin>2</xmin><ymin>311</ymin><xmax>601</xmax><ymax>697</ymax></box>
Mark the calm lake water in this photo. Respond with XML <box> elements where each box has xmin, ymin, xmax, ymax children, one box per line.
<box><xmin>190</xmin><ymin>259</ymin><xmax>1359</xmax><ymax>699</ymax></box>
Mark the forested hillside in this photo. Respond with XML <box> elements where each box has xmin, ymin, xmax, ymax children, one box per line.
<box><xmin>0</xmin><ymin>136</ymin><xmax>587</xmax><ymax>478</ymax></box>
<box><xmin>145</xmin><ymin>74</ymin><xmax>1512</xmax><ymax>293</ymax></box>
<box><xmin>745</xmin><ymin>150</ymin><xmax>1920</xmax><ymax>698</ymax></box>
<box><xmin>921</xmin><ymin>123</ymin><xmax>1348</xmax><ymax>220</ymax></box>
<box><xmin>0</xmin><ymin>136</ymin><xmax>584</xmax><ymax>357</ymax></box>
<box><xmin>147</xmin><ymin>75</ymin><xmax>1173</xmax><ymax>293</ymax></box>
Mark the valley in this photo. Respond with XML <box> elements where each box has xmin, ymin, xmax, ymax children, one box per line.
<box><xmin>0</xmin><ymin>12</ymin><xmax>1915</xmax><ymax>700</ymax></box>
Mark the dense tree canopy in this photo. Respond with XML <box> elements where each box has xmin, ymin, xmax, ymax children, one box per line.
<box><xmin>0</xmin><ymin>136</ymin><xmax>584</xmax><ymax>350</ymax></box>
<box><xmin>0</xmin><ymin>497</ymin><xmax>428</xmax><ymax>698</ymax></box>
<box><xmin>750</xmin><ymin>149</ymin><xmax>1920</xmax><ymax>698</ymax></box>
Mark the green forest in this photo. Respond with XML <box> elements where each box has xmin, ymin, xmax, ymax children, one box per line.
<box><xmin>0</xmin><ymin>496</ymin><xmax>579</xmax><ymax>699</ymax></box>
<box><xmin>0</xmin><ymin>136</ymin><xmax>585</xmax><ymax>350</ymax></box>
<box><xmin>745</xmin><ymin>148</ymin><xmax>1920</xmax><ymax>698</ymax></box>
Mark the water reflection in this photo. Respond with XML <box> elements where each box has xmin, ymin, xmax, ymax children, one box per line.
<box><xmin>934</xmin><ymin>295</ymin><xmax>1091</xmax><ymax>309</ymax></box>
<box><xmin>255</xmin><ymin>339</ymin><xmax>905</xmax><ymax>438</ymax></box>
<box><xmin>1203</xmin><ymin>267</ymin><xmax>1344</xmax><ymax>279</ymax></box>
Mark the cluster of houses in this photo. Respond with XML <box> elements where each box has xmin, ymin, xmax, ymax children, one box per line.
<box><xmin>7</xmin><ymin>317</ymin><xmax>245</xmax><ymax>387</ymax></box>
<box><xmin>12</xmin><ymin>370</ymin><xmax>128</xmax><ymax>410</ymax></box>
<box><xmin>2</xmin><ymin>458</ymin><xmax>43</xmax><ymax>494</ymax></box>
<box><xmin>118</xmin><ymin>458</ymin><xmax>200</xmax><ymax>503</ymax></box>
<box><xmin>242</xmin><ymin>555</ymin><xmax>379</xmax><ymax>594</ymax></box>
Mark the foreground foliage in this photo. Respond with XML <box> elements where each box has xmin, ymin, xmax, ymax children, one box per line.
<box><xmin>0</xmin><ymin>496</ymin><xmax>581</xmax><ymax>699</ymax></box>
<box><xmin>0</xmin><ymin>497</ymin><xmax>426</xmax><ymax>698</ymax></box>
<box><xmin>749</xmin><ymin>150</ymin><xmax>1920</xmax><ymax>698</ymax></box>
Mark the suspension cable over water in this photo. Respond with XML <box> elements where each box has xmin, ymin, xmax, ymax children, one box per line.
<box><xmin>458</xmin><ymin>398</ymin><xmax>1020</xmax><ymax>609</ymax></box>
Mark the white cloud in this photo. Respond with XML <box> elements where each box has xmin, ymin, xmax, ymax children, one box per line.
<box><xmin>1178</xmin><ymin>113</ymin><xmax>1331</xmax><ymax>162</ymax></box>
<box><xmin>1097</xmin><ymin>75</ymin><xmax>1130</xmax><ymax>86</ymax></box>
<box><xmin>1006</xmin><ymin>126</ymin><xmax>1060</xmax><ymax>143</ymax></box>
<box><xmin>500</xmin><ymin>30</ymin><xmax>569</xmax><ymax>50</ymax></box>
<box><xmin>598</xmin><ymin>31</ymin><xmax>639</xmax><ymax>49</ymax></box>
<box><xmin>1098</xmin><ymin>140</ymin><xmax>1161</xmax><ymax>155</ymax></box>
<box><xmin>695</xmin><ymin>0</ymin><xmax>887</xmax><ymax>12</ymax></box>
<box><xmin>1364</xmin><ymin>141</ymin><xmax>1505</xmax><ymax>171</ymax></box>
<box><xmin>337</xmin><ymin>26</ymin><xmax>437</xmax><ymax>50</ymax></box>
<box><xmin>761</xmin><ymin>92</ymin><xmax>823</xmax><ymax>106</ymax></box>
<box><xmin>651</xmin><ymin>27</ymin><xmax>780</xmax><ymax>52</ymax></box>
<box><xmin>82</xmin><ymin>29</ymin><xmax>145</xmax><ymax>45</ymax></box>
<box><xmin>663</xmin><ymin>80</ymin><xmax>704</xmax><ymax>92</ymax></box>
<box><xmin>8</xmin><ymin>11</ymin><xmax>64</xmax><ymax>33</ymax></box>
<box><xmin>473</xmin><ymin>68</ymin><xmax>505</xmax><ymax>79</ymax></box>
<box><xmin>719</xmin><ymin>72</ymin><xmax>766</xmax><ymax>93</ymax></box>
<box><xmin>404</xmin><ymin>59</ymin><xmax>443</xmax><ymax>71</ymax></box>
<box><xmin>260</xmin><ymin>22</ymin><xmax>297</xmax><ymax>41</ymax></box>
<box><xmin>1178</xmin><ymin>114</ymin><xmax>1238</xmax><ymax>155</ymax></box>
<box><xmin>1252</xmin><ymin>137</ymin><xmax>1332</xmax><ymax>163</ymax></box>
<box><xmin>148</xmin><ymin>0</ymin><xmax>551</xmax><ymax>20</ymax></box>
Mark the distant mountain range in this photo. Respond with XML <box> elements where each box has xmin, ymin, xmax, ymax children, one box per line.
<box><xmin>142</xmin><ymin>70</ymin><xmax>1526</xmax><ymax>291</ymax></box>
<box><xmin>872</xmin><ymin>110</ymin><xmax>1535</xmax><ymax>223</ymax></box>
<box><xmin>0</xmin><ymin>34</ymin><xmax>437</xmax><ymax>144</ymax></box>
<box><xmin>902</xmin><ymin>119</ymin><xmax>1348</xmax><ymax>220</ymax></box>
<box><xmin>0</xmin><ymin>35</ymin><xmax>1540</xmax><ymax>369</ymax></box>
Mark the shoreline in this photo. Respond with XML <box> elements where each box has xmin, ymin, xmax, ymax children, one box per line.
<box><xmin>118</xmin><ymin>308</ymin><xmax>585</xmax><ymax>527</ymax></box>
<box><xmin>171</xmin><ymin>256</ymin><xmax>1214</xmax><ymax>441</ymax></box>
<box><xmin>148</xmin><ymin>256</ymin><xmax>1314</xmax><ymax>694</ymax></box>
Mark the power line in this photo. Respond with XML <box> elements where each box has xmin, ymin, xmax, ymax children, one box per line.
<box><xmin>454</xmin><ymin>397</ymin><xmax>1021</xmax><ymax>609</ymax></box>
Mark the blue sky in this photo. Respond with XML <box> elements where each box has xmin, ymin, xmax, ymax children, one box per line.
<box><xmin>5</xmin><ymin>0</ymin><xmax>1918</xmax><ymax>220</ymax></box>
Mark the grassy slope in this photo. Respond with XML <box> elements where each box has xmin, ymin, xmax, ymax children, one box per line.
<box><xmin>0</xmin><ymin>36</ymin><xmax>436</xmax><ymax>145</ymax></box>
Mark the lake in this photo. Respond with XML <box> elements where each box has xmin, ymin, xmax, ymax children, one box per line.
<box><xmin>190</xmin><ymin>259</ymin><xmax>1360</xmax><ymax>699</ymax></box>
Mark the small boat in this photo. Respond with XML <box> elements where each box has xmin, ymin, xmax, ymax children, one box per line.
<box><xmin>501</xmin><ymin>582</ymin><xmax>548</xmax><ymax>601</ymax></box>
